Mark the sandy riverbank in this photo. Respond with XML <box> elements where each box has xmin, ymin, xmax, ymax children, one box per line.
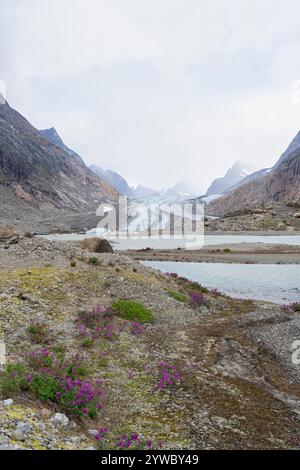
<box><xmin>124</xmin><ymin>243</ymin><xmax>300</xmax><ymax>264</ymax></box>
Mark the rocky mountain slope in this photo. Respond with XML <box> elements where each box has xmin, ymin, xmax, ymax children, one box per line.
<box><xmin>206</xmin><ymin>161</ymin><xmax>256</xmax><ymax>196</ymax></box>
<box><xmin>39</xmin><ymin>127</ymin><xmax>84</xmax><ymax>164</ymax></box>
<box><xmin>0</xmin><ymin>101</ymin><xmax>118</xmax><ymax>232</ymax></box>
<box><xmin>207</xmin><ymin>138</ymin><xmax>300</xmax><ymax>216</ymax></box>
<box><xmin>89</xmin><ymin>164</ymin><xmax>132</xmax><ymax>197</ymax></box>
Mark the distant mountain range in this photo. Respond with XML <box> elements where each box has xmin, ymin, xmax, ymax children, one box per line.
<box><xmin>205</xmin><ymin>161</ymin><xmax>257</xmax><ymax>196</ymax></box>
<box><xmin>89</xmin><ymin>165</ymin><xmax>199</xmax><ymax>199</ymax></box>
<box><xmin>89</xmin><ymin>164</ymin><xmax>133</xmax><ymax>197</ymax></box>
<box><xmin>207</xmin><ymin>131</ymin><xmax>300</xmax><ymax>215</ymax></box>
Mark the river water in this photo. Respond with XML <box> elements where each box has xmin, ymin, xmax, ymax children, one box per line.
<box><xmin>141</xmin><ymin>261</ymin><xmax>300</xmax><ymax>304</ymax></box>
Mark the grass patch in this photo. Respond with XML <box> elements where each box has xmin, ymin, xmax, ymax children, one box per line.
<box><xmin>27</xmin><ymin>323</ymin><xmax>51</xmax><ymax>344</ymax></box>
<box><xmin>88</xmin><ymin>257</ymin><xmax>100</xmax><ymax>266</ymax></box>
<box><xmin>111</xmin><ymin>300</ymin><xmax>155</xmax><ymax>323</ymax></box>
<box><xmin>167</xmin><ymin>290</ymin><xmax>188</xmax><ymax>303</ymax></box>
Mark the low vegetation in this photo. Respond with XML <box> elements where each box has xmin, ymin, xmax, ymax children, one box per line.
<box><xmin>167</xmin><ymin>290</ymin><xmax>188</xmax><ymax>303</ymax></box>
<box><xmin>110</xmin><ymin>300</ymin><xmax>155</xmax><ymax>323</ymax></box>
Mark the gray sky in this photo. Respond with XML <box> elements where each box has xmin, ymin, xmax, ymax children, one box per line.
<box><xmin>1</xmin><ymin>0</ymin><xmax>300</xmax><ymax>193</ymax></box>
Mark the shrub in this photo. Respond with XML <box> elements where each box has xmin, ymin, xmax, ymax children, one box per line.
<box><xmin>167</xmin><ymin>273</ymin><xmax>209</xmax><ymax>294</ymax></box>
<box><xmin>31</xmin><ymin>374</ymin><xmax>59</xmax><ymax>401</ymax></box>
<box><xmin>88</xmin><ymin>257</ymin><xmax>100</xmax><ymax>266</ymax></box>
<box><xmin>0</xmin><ymin>350</ymin><xmax>104</xmax><ymax>419</ymax></box>
<box><xmin>292</xmin><ymin>303</ymin><xmax>300</xmax><ymax>312</ymax></box>
<box><xmin>0</xmin><ymin>364</ymin><xmax>31</xmax><ymax>397</ymax></box>
<box><xmin>70</xmin><ymin>260</ymin><xmax>77</xmax><ymax>268</ymax></box>
<box><xmin>167</xmin><ymin>290</ymin><xmax>188</xmax><ymax>303</ymax></box>
<box><xmin>81</xmin><ymin>338</ymin><xmax>94</xmax><ymax>348</ymax></box>
<box><xmin>223</xmin><ymin>248</ymin><xmax>231</xmax><ymax>253</ymax></box>
<box><xmin>111</xmin><ymin>300</ymin><xmax>155</xmax><ymax>323</ymax></box>
<box><xmin>77</xmin><ymin>306</ymin><xmax>115</xmax><ymax>339</ymax></box>
<box><xmin>188</xmin><ymin>292</ymin><xmax>209</xmax><ymax>308</ymax></box>
<box><xmin>27</xmin><ymin>323</ymin><xmax>50</xmax><ymax>344</ymax></box>
<box><xmin>284</xmin><ymin>302</ymin><xmax>300</xmax><ymax>312</ymax></box>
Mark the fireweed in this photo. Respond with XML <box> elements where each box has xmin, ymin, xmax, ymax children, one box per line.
<box><xmin>94</xmin><ymin>428</ymin><xmax>163</xmax><ymax>450</ymax></box>
<box><xmin>188</xmin><ymin>292</ymin><xmax>209</xmax><ymax>308</ymax></box>
<box><xmin>76</xmin><ymin>305</ymin><xmax>145</xmax><ymax>343</ymax></box>
<box><xmin>157</xmin><ymin>361</ymin><xmax>181</xmax><ymax>390</ymax></box>
<box><xmin>283</xmin><ymin>302</ymin><xmax>300</xmax><ymax>312</ymax></box>
<box><xmin>1</xmin><ymin>349</ymin><xmax>104</xmax><ymax>419</ymax></box>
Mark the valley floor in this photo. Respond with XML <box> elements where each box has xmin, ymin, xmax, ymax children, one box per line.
<box><xmin>125</xmin><ymin>242</ymin><xmax>300</xmax><ymax>264</ymax></box>
<box><xmin>0</xmin><ymin>238</ymin><xmax>299</xmax><ymax>450</ymax></box>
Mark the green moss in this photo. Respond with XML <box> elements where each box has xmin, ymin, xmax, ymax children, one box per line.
<box><xmin>167</xmin><ymin>290</ymin><xmax>188</xmax><ymax>303</ymax></box>
<box><xmin>111</xmin><ymin>300</ymin><xmax>155</xmax><ymax>323</ymax></box>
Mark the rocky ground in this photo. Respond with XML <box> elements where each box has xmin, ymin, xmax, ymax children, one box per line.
<box><xmin>0</xmin><ymin>237</ymin><xmax>299</xmax><ymax>450</ymax></box>
<box><xmin>125</xmin><ymin>242</ymin><xmax>300</xmax><ymax>264</ymax></box>
<box><xmin>205</xmin><ymin>204</ymin><xmax>300</xmax><ymax>232</ymax></box>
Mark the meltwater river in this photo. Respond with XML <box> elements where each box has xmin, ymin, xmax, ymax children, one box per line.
<box><xmin>141</xmin><ymin>261</ymin><xmax>300</xmax><ymax>304</ymax></box>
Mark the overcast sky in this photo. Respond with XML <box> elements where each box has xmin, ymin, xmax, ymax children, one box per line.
<box><xmin>1</xmin><ymin>0</ymin><xmax>300</xmax><ymax>193</ymax></box>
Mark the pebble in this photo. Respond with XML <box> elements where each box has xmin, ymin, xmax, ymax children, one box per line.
<box><xmin>2</xmin><ymin>399</ymin><xmax>13</xmax><ymax>407</ymax></box>
<box><xmin>50</xmin><ymin>413</ymin><xmax>69</xmax><ymax>427</ymax></box>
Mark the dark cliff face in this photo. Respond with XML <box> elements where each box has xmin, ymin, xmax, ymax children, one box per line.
<box><xmin>0</xmin><ymin>102</ymin><xmax>118</xmax><ymax>213</ymax></box>
<box><xmin>207</xmin><ymin>149</ymin><xmax>300</xmax><ymax>215</ymax></box>
<box><xmin>39</xmin><ymin>127</ymin><xmax>85</xmax><ymax>164</ymax></box>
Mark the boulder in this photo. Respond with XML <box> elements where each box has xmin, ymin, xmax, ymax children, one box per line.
<box><xmin>0</xmin><ymin>226</ymin><xmax>16</xmax><ymax>242</ymax></box>
<box><xmin>80</xmin><ymin>237</ymin><xmax>113</xmax><ymax>253</ymax></box>
<box><xmin>293</xmin><ymin>212</ymin><xmax>300</xmax><ymax>218</ymax></box>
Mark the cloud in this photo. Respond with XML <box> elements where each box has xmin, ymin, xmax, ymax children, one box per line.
<box><xmin>1</xmin><ymin>0</ymin><xmax>300</xmax><ymax>192</ymax></box>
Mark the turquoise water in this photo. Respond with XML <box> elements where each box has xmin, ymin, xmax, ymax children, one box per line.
<box><xmin>141</xmin><ymin>261</ymin><xmax>300</xmax><ymax>304</ymax></box>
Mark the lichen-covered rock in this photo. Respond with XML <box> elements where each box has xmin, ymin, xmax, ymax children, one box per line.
<box><xmin>0</xmin><ymin>226</ymin><xmax>16</xmax><ymax>242</ymax></box>
<box><xmin>50</xmin><ymin>413</ymin><xmax>69</xmax><ymax>428</ymax></box>
<box><xmin>80</xmin><ymin>237</ymin><xmax>113</xmax><ymax>253</ymax></box>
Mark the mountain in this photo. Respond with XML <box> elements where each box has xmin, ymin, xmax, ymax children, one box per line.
<box><xmin>131</xmin><ymin>185</ymin><xmax>159</xmax><ymax>198</ymax></box>
<box><xmin>207</xmin><ymin>137</ymin><xmax>300</xmax><ymax>216</ymax></box>
<box><xmin>0</xmin><ymin>100</ymin><xmax>118</xmax><ymax>231</ymax></box>
<box><xmin>39</xmin><ymin>127</ymin><xmax>84</xmax><ymax>164</ymax></box>
<box><xmin>274</xmin><ymin>130</ymin><xmax>300</xmax><ymax>168</ymax></box>
<box><xmin>89</xmin><ymin>165</ymin><xmax>132</xmax><ymax>196</ymax></box>
<box><xmin>0</xmin><ymin>91</ymin><xmax>7</xmax><ymax>106</ymax></box>
<box><xmin>206</xmin><ymin>161</ymin><xmax>256</xmax><ymax>196</ymax></box>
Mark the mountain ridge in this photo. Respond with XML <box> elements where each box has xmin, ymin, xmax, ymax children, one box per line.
<box><xmin>0</xmin><ymin>101</ymin><xmax>118</xmax><ymax>231</ymax></box>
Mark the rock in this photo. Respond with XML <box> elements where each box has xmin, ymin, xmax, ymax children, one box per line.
<box><xmin>88</xmin><ymin>429</ymin><xmax>98</xmax><ymax>437</ymax></box>
<box><xmin>2</xmin><ymin>399</ymin><xmax>14</xmax><ymax>407</ymax></box>
<box><xmin>80</xmin><ymin>237</ymin><xmax>113</xmax><ymax>254</ymax></box>
<box><xmin>0</xmin><ymin>226</ymin><xmax>16</xmax><ymax>242</ymax></box>
<box><xmin>24</xmin><ymin>232</ymin><xmax>34</xmax><ymax>238</ymax></box>
<box><xmin>50</xmin><ymin>413</ymin><xmax>69</xmax><ymax>427</ymax></box>
<box><xmin>293</xmin><ymin>212</ymin><xmax>300</xmax><ymax>218</ymax></box>
<box><xmin>0</xmin><ymin>444</ymin><xmax>20</xmax><ymax>450</ymax></box>
<box><xmin>41</xmin><ymin>408</ymin><xmax>52</xmax><ymax>418</ymax></box>
<box><xmin>13</xmin><ymin>429</ymin><xmax>26</xmax><ymax>441</ymax></box>
<box><xmin>16</xmin><ymin>421</ymin><xmax>31</xmax><ymax>435</ymax></box>
<box><xmin>36</xmin><ymin>422</ymin><xmax>46</xmax><ymax>431</ymax></box>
